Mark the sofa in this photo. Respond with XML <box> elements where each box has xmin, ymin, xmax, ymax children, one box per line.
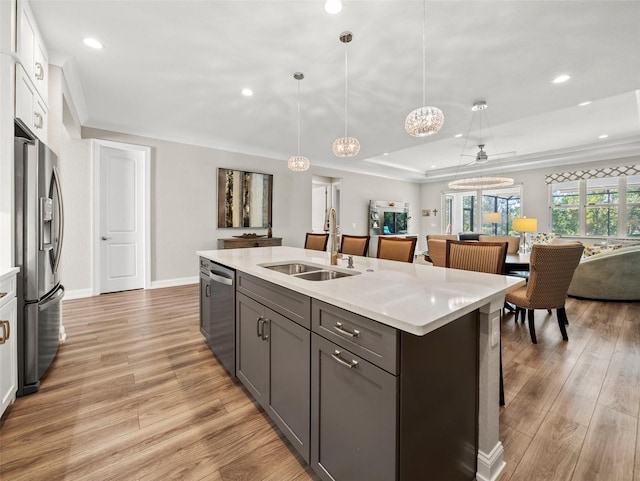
<box><xmin>567</xmin><ymin>244</ymin><xmax>640</xmax><ymax>301</ymax></box>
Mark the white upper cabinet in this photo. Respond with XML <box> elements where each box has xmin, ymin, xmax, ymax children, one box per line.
<box><xmin>16</xmin><ymin>0</ymin><xmax>48</xmax><ymax>104</ymax></box>
<box><xmin>15</xmin><ymin>0</ymin><xmax>49</xmax><ymax>141</ymax></box>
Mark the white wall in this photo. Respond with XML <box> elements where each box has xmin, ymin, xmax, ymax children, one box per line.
<box><xmin>60</xmin><ymin>127</ymin><xmax>420</xmax><ymax>296</ymax></box>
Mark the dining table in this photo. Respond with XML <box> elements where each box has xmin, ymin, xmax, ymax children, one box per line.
<box><xmin>505</xmin><ymin>253</ymin><xmax>530</xmax><ymax>272</ymax></box>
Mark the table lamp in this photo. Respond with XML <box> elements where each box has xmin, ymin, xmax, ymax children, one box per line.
<box><xmin>513</xmin><ymin>217</ymin><xmax>537</xmax><ymax>254</ymax></box>
<box><xmin>484</xmin><ymin>212</ymin><xmax>501</xmax><ymax>235</ymax></box>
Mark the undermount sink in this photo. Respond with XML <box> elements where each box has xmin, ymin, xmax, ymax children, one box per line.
<box><xmin>294</xmin><ymin>269</ymin><xmax>358</xmax><ymax>281</ymax></box>
<box><xmin>262</xmin><ymin>262</ymin><xmax>322</xmax><ymax>275</ymax></box>
<box><xmin>260</xmin><ymin>262</ymin><xmax>360</xmax><ymax>281</ymax></box>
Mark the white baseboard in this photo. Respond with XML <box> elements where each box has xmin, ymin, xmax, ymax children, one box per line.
<box><xmin>150</xmin><ymin>276</ymin><xmax>198</xmax><ymax>289</ymax></box>
<box><xmin>477</xmin><ymin>442</ymin><xmax>506</xmax><ymax>481</ymax></box>
<box><xmin>63</xmin><ymin>277</ymin><xmax>197</xmax><ymax>300</ymax></box>
<box><xmin>63</xmin><ymin>288</ymin><xmax>94</xmax><ymax>300</ymax></box>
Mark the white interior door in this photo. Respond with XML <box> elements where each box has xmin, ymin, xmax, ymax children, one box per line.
<box><xmin>94</xmin><ymin>140</ymin><xmax>149</xmax><ymax>294</ymax></box>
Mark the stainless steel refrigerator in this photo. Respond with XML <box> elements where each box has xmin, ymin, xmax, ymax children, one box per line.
<box><xmin>14</xmin><ymin>123</ymin><xmax>65</xmax><ymax>396</ymax></box>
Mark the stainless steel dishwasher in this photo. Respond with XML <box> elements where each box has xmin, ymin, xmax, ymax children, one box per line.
<box><xmin>209</xmin><ymin>262</ymin><xmax>236</xmax><ymax>376</ymax></box>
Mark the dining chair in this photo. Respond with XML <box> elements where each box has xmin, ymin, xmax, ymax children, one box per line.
<box><xmin>505</xmin><ymin>243</ymin><xmax>584</xmax><ymax>344</ymax></box>
<box><xmin>478</xmin><ymin>235</ymin><xmax>520</xmax><ymax>255</ymax></box>
<box><xmin>340</xmin><ymin>234</ymin><xmax>370</xmax><ymax>257</ymax></box>
<box><xmin>445</xmin><ymin>239</ymin><xmax>508</xmax><ymax>406</ymax></box>
<box><xmin>445</xmin><ymin>240</ymin><xmax>508</xmax><ymax>274</ymax></box>
<box><xmin>426</xmin><ymin>238</ymin><xmax>447</xmax><ymax>267</ymax></box>
<box><xmin>376</xmin><ymin>237</ymin><xmax>417</xmax><ymax>263</ymax></box>
<box><xmin>304</xmin><ymin>232</ymin><xmax>329</xmax><ymax>251</ymax></box>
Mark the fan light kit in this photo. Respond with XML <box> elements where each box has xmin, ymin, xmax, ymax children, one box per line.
<box><xmin>448</xmin><ymin>101</ymin><xmax>515</xmax><ymax>190</ymax></box>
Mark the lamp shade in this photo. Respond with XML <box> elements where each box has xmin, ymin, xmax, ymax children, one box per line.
<box><xmin>484</xmin><ymin>212</ymin><xmax>501</xmax><ymax>223</ymax></box>
<box><xmin>513</xmin><ymin>217</ymin><xmax>537</xmax><ymax>232</ymax></box>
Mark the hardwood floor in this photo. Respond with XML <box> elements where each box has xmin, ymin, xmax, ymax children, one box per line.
<box><xmin>0</xmin><ymin>285</ymin><xmax>638</xmax><ymax>480</ymax></box>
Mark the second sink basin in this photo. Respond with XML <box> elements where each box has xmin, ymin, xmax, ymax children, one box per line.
<box><xmin>295</xmin><ymin>270</ymin><xmax>355</xmax><ymax>281</ymax></box>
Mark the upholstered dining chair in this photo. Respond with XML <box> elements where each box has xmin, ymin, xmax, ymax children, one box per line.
<box><xmin>478</xmin><ymin>235</ymin><xmax>520</xmax><ymax>255</ymax></box>
<box><xmin>505</xmin><ymin>243</ymin><xmax>584</xmax><ymax>344</ymax></box>
<box><xmin>426</xmin><ymin>239</ymin><xmax>447</xmax><ymax>267</ymax></box>
<box><xmin>340</xmin><ymin>234</ymin><xmax>370</xmax><ymax>257</ymax></box>
<box><xmin>304</xmin><ymin>232</ymin><xmax>329</xmax><ymax>251</ymax></box>
<box><xmin>377</xmin><ymin>237</ymin><xmax>417</xmax><ymax>263</ymax></box>
<box><xmin>445</xmin><ymin>239</ymin><xmax>509</xmax><ymax>406</ymax></box>
<box><xmin>445</xmin><ymin>240</ymin><xmax>508</xmax><ymax>274</ymax></box>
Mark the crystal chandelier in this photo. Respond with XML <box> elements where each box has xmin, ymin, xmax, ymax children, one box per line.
<box><xmin>405</xmin><ymin>0</ymin><xmax>444</xmax><ymax>137</ymax></box>
<box><xmin>332</xmin><ymin>31</ymin><xmax>360</xmax><ymax>157</ymax></box>
<box><xmin>288</xmin><ymin>72</ymin><xmax>310</xmax><ymax>172</ymax></box>
<box><xmin>448</xmin><ymin>101</ymin><xmax>514</xmax><ymax>190</ymax></box>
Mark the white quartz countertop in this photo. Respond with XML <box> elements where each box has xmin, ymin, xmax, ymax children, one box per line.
<box><xmin>197</xmin><ymin>246</ymin><xmax>524</xmax><ymax>336</ymax></box>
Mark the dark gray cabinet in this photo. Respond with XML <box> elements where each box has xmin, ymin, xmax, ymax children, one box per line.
<box><xmin>311</xmin><ymin>332</ymin><xmax>397</xmax><ymax>481</ymax></box>
<box><xmin>198</xmin><ymin>257</ymin><xmax>212</xmax><ymax>342</ymax></box>
<box><xmin>311</xmin><ymin>298</ymin><xmax>479</xmax><ymax>481</ymax></box>
<box><xmin>235</xmin><ymin>275</ymin><xmax>311</xmax><ymax>462</ymax></box>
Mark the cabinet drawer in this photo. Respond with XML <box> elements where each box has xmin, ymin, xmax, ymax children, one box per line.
<box><xmin>237</xmin><ymin>272</ymin><xmax>310</xmax><ymax>329</ymax></box>
<box><xmin>312</xmin><ymin>299</ymin><xmax>398</xmax><ymax>374</ymax></box>
<box><xmin>0</xmin><ymin>275</ymin><xmax>17</xmax><ymax>310</ymax></box>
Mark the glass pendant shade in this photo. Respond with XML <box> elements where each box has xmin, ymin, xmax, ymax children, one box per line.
<box><xmin>287</xmin><ymin>155</ymin><xmax>310</xmax><ymax>171</ymax></box>
<box><xmin>288</xmin><ymin>72</ymin><xmax>310</xmax><ymax>172</ymax></box>
<box><xmin>332</xmin><ymin>136</ymin><xmax>360</xmax><ymax>157</ymax></box>
<box><xmin>405</xmin><ymin>106</ymin><xmax>445</xmax><ymax>137</ymax></box>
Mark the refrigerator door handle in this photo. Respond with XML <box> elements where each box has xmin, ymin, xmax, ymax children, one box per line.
<box><xmin>39</xmin><ymin>285</ymin><xmax>65</xmax><ymax>311</ymax></box>
<box><xmin>51</xmin><ymin>165</ymin><xmax>64</xmax><ymax>275</ymax></box>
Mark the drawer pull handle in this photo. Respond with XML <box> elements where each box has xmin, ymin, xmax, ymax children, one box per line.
<box><xmin>0</xmin><ymin>320</ymin><xmax>9</xmax><ymax>345</ymax></box>
<box><xmin>261</xmin><ymin>319</ymin><xmax>270</xmax><ymax>341</ymax></box>
<box><xmin>257</xmin><ymin>316</ymin><xmax>264</xmax><ymax>338</ymax></box>
<box><xmin>331</xmin><ymin>349</ymin><xmax>358</xmax><ymax>369</ymax></box>
<box><xmin>34</xmin><ymin>112</ymin><xmax>43</xmax><ymax>129</ymax></box>
<box><xmin>333</xmin><ymin>322</ymin><xmax>360</xmax><ymax>338</ymax></box>
<box><xmin>205</xmin><ymin>284</ymin><xmax>210</xmax><ymax>297</ymax></box>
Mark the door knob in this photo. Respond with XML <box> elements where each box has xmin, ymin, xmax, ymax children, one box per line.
<box><xmin>101</xmin><ymin>236</ymin><xmax>111</xmax><ymax>241</ymax></box>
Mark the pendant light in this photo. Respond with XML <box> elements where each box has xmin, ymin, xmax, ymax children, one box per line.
<box><xmin>288</xmin><ymin>72</ymin><xmax>310</xmax><ymax>172</ymax></box>
<box><xmin>448</xmin><ymin>101</ymin><xmax>515</xmax><ymax>190</ymax></box>
<box><xmin>405</xmin><ymin>0</ymin><xmax>444</xmax><ymax>137</ymax></box>
<box><xmin>332</xmin><ymin>31</ymin><xmax>360</xmax><ymax>158</ymax></box>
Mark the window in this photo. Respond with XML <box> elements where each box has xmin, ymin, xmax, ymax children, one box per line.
<box><xmin>551</xmin><ymin>181</ymin><xmax>580</xmax><ymax>235</ymax></box>
<box><xmin>550</xmin><ymin>175</ymin><xmax>639</xmax><ymax>238</ymax></box>
<box><xmin>442</xmin><ymin>186</ymin><xmax>521</xmax><ymax>235</ymax></box>
<box><xmin>586</xmin><ymin>178</ymin><xmax>618</xmax><ymax>236</ymax></box>
<box><xmin>627</xmin><ymin>175</ymin><xmax>640</xmax><ymax>237</ymax></box>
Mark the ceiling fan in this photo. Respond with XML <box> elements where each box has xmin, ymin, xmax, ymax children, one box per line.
<box><xmin>462</xmin><ymin>144</ymin><xmax>516</xmax><ymax>166</ymax></box>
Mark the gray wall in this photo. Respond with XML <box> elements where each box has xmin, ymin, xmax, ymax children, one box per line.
<box><xmin>60</xmin><ymin>127</ymin><xmax>421</xmax><ymax>296</ymax></box>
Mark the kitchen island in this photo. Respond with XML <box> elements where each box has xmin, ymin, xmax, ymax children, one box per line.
<box><xmin>197</xmin><ymin>246</ymin><xmax>524</xmax><ymax>481</ymax></box>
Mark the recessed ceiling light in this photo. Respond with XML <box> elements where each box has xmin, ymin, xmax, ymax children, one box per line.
<box><xmin>241</xmin><ymin>88</ymin><xmax>253</xmax><ymax>97</ymax></box>
<box><xmin>579</xmin><ymin>101</ymin><xmax>592</xmax><ymax>107</ymax></box>
<box><xmin>324</xmin><ymin>0</ymin><xmax>343</xmax><ymax>14</ymax></box>
<box><xmin>431</xmin><ymin>165</ymin><xmax>436</xmax><ymax>169</ymax></box>
<box><xmin>454</xmin><ymin>133</ymin><xmax>463</xmax><ymax>138</ymax></box>
<box><xmin>552</xmin><ymin>74</ymin><xmax>571</xmax><ymax>84</ymax></box>
<box><xmin>83</xmin><ymin>38</ymin><xmax>103</xmax><ymax>49</ymax></box>
<box><xmin>598</xmin><ymin>134</ymin><xmax>609</xmax><ymax>139</ymax></box>
<box><xmin>382</xmin><ymin>152</ymin><xmax>389</xmax><ymax>156</ymax></box>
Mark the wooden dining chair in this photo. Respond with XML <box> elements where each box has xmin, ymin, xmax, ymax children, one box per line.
<box><xmin>304</xmin><ymin>232</ymin><xmax>329</xmax><ymax>251</ymax></box>
<box><xmin>445</xmin><ymin>239</ymin><xmax>509</xmax><ymax>406</ymax></box>
<box><xmin>340</xmin><ymin>234</ymin><xmax>370</xmax><ymax>257</ymax></box>
<box><xmin>505</xmin><ymin>243</ymin><xmax>584</xmax><ymax>344</ymax></box>
<box><xmin>376</xmin><ymin>237</ymin><xmax>417</xmax><ymax>263</ymax></box>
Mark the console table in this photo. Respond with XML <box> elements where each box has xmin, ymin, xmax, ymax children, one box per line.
<box><xmin>218</xmin><ymin>237</ymin><xmax>282</xmax><ymax>249</ymax></box>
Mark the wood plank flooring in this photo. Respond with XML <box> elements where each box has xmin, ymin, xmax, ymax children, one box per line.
<box><xmin>0</xmin><ymin>285</ymin><xmax>638</xmax><ymax>480</ymax></box>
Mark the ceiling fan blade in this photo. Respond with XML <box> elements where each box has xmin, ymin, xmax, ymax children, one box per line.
<box><xmin>492</xmin><ymin>150</ymin><xmax>517</xmax><ymax>158</ymax></box>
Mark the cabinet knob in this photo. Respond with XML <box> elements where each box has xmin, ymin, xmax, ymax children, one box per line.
<box><xmin>34</xmin><ymin>112</ymin><xmax>43</xmax><ymax>129</ymax></box>
<box><xmin>101</xmin><ymin>236</ymin><xmax>111</xmax><ymax>241</ymax></box>
<box><xmin>35</xmin><ymin>62</ymin><xmax>45</xmax><ymax>80</ymax></box>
